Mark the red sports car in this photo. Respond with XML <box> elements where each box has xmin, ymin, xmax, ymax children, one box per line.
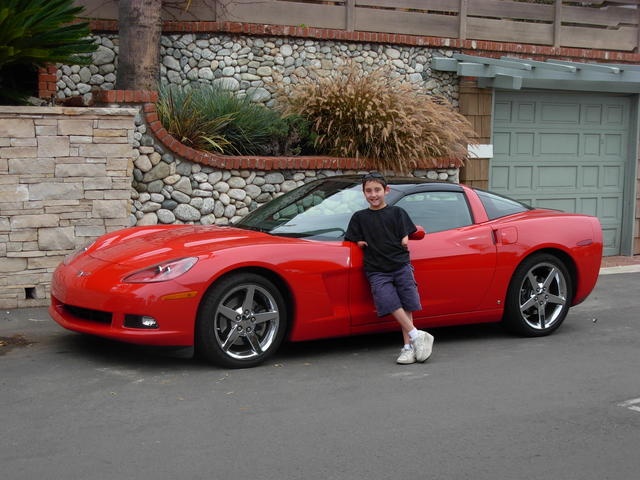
<box><xmin>50</xmin><ymin>175</ymin><xmax>603</xmax><ymax>368</ymax></box>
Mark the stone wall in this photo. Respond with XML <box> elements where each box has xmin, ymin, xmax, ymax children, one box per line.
<box><xmin>51</xmin><ymin>31</ymin><xmax>463</xmax><ymax>227</ymax></box>
<box><xmin>110</xmin><ymin>98</ymin><xmax>460</xmax><ymax>227</ymax></box>
<box><xmin>0</xmin><ymin>100</ymin><xmax>459</xmax><ymax>308</ymax></box>
<box><xmin>55</xmin><ymin>33</ymin><xmax>460</xmax><ymax>109</ymax></box>
<box><xmin>0</xmin><ymin>106</ymin><xmax>137</xmax><ymax>309</ymax></box>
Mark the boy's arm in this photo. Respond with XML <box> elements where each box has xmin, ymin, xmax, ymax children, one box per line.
<box><xmin>398</xmin><ymin>207</ymin><xmax>417</xmax><ymax>236</ymax></box>
<box><xmin>345</xmin><ymin>212</ymin><xmax>367</xmax><ymax>247</ymax></box>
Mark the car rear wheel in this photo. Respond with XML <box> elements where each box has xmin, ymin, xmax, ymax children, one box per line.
<box><xmin>195</xmin><ymin>273</ymin><xmax>287</xmax><ymax>368</ymax></box>
<box><xmin>503</xmin><ymin>253</ymin><xmax>573</xmax><ymax>336</ymax></box>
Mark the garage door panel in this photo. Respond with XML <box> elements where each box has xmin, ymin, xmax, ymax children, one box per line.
<box><xmin>517</xmin><ymin>102</ymin><xmax>536</xmax><ymax>122</ymax></box>
<box><xmin>603</xmin><ymin>166</ymin><xmax>623</xmax><ymax>188</ymax></box>
<box><xmin>490</xmin><ymin>166</ymin><xmax>509</xmax><ymax>190</ymax></box>
<box><xmin>583</xmin><ymin>105</ymin><xmax>602</xmax><ymax>124</ymax></box>
<box><xmin>604</xmin><ymin>134</ymin><xmax>624</xmax><ymax>155</ymax></box>
<box><xmin>605</xmin><ymin>105</ymin><xmax>625</xmax><ymax>125</ymax></box>
<box><xmin>539</xmin><ymin>166</ymin><xmax>578</xmax><ymax>188</ymax></box>
<box><xmin>492</xmin><ymin>91</ymin><xmax>629</xmax><ymax>255</ymax></box>
<box><xmin>602</xmin><ymin>228</ymin><xmax>618</xmax><ymax>252</ymax></box>
<box><xmin>536</xmin><ymin>197</ymin><xmax>577</xmax><ymax>212</ymax></box>
<box><xmin>494</xmin><ymin>101</ymin><xmax>512</xmax><ymax>122</ymax></box>
<box><xmin>582</xmin><ymin>166</ymin><xmax>599</xmax><ymax>187</ymax></box>
<box><xmin>515</xmin><ymin>166</ymin><xmax>533</xmax><ymax>189</ymax></box>
<box><xmin>539</xmin><ymin>133</ymin><xmax>580</xmax><ymax>155</ymax></box>
<box><xmin>580</xmin><ymin>197</ymin><xmax>598</xmax><ymax>216</ymax></box>
<box><xmin>515</xmin><ymin>132</ymin><xmax>535</xmax><ymax>154</ymax></box>
<box><xmin>583</xmin><ymin>134</ymin><xmax>601</xmax><ymax>156</ymax></box>
<box><xmin>601</xmin><ymin>197</ymin><xmax>622</xmax><ymax>220</ymax></box>
<box><xmin>493</xmin><ymin>132</ymin><xmax>510</xmax><ymax>155</ymax></box>
<box><xmin>541</xmin><ymin>102</ymin><xmax>580</xmax><ymax>123</ymax></box>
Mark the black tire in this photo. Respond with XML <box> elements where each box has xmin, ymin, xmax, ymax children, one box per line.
<box><xmin>503</xmin><ymin>253</ymin><xmax>573</xmax><ymax>337</ymax></box>
<box><xmin>195</xmin><ymin>272</ymin><xmax>287</xmax><ymax>368</ymax></box>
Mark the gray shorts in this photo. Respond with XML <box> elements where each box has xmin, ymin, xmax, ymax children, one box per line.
<box><xmin>365</xmin><ymin>263</ymin><xmax>422</xmax><ymax>317</ymax></box>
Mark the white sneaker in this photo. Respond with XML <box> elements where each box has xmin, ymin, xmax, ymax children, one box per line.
<box><xmin>411</xmin><ymin>331</ymin><xmax>434</xmax><ymax>362</ymax></box>
<box><xmin>396</xmin><ymin>347</ymin><xmax>416</xmax><ymax>365</ymax></box>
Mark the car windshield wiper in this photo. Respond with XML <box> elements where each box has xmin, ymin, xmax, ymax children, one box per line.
<box><xmin>234</xmin><ymin>224</ymin><xmax>272</xmax><ymax>234</ymax></box>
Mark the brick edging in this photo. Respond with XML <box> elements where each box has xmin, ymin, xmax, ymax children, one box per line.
<box><xmin>38</xmin><ymin>65</ymin><xmax>58</xmax><ymax>99</ymax></box>
<box><xmin>92</xmin><ymin>90</ymin><xmax>461</xmax><ymax>170</ymax></box>
<box><xmin>87</xmin><ymin>19</ymin><xmax>640</xmax><ymax>63</ymax></box>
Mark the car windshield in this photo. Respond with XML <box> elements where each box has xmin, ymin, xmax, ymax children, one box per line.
<box><xmin>235</xmin><ymin>178</ymin><xmax>368</xmax><ymax>239</ymax></box>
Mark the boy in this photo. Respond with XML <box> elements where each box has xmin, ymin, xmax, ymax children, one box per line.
<box><xmin>345</xmin><ymin>172</ymin><xmax>434</xmax><ymax>364</ymax></box>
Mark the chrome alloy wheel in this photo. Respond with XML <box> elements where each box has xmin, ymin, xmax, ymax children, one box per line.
<box><xmin>517</xmin><ymin>261</ymin><xmax>568</xmax><ymax>331</ymax></box>
<box><xmin>213</xmin><ymin>283</ymin><xmax>280</xmax><ymax>360</ymax></box>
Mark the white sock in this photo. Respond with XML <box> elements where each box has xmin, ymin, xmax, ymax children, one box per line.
<box><xmin>408</xmin><ymin>328</ymin><xmax>420</xmax><ymax>340</ymax></box>
<box><xmin>403</xmin><ymin>344</ymin><xmax>412</xmax><ymax>350</ymax></box>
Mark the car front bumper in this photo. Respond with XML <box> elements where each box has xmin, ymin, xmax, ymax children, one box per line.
<box><xmin>49</xmin><ymin>259</ymin><xmax>202</xmax><ymax>346</ymax></box>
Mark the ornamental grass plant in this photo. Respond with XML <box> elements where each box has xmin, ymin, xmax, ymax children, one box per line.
<box><xmin>284</xmin><ymin>63</ymin><xmax>476</xmax><ymax>172</ymax></box>
<box><xmin>156</xmin><ymin>85</ymin><xmax>233</xmax><ymax>153</ymax></box>
<box><xmin>157</xmin><ymin>83</ymin><xmax>308</xmax><ymax>155</ymax></box>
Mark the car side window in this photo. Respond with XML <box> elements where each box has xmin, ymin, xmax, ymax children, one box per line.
<box><xmin>395</xmin><ymin>191</ymin><xmax>473</xmax><ymax>233</ymax></box>
<box><xmin>473</xmin><ymin>189</ymin><xmax>531</xmax><ymax>220</ymax></box>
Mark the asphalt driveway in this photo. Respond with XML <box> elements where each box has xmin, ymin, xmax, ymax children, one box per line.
<box><xmin>1</xmin><ymin>271</ymin><xmax>639</xmax><ymax>480</ymax></box>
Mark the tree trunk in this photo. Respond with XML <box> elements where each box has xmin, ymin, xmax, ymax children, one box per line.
<box><xmin>116</xmin><ymin>0</ymin><xmax>163</xmax><ymax>90</ymax></box>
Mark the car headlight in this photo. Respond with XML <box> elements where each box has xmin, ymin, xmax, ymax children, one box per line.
<box><xmin>63</xmin><ymin>242</ymin><xmax>95</xmax><ymax>265</ymax></box>
<box><xmin>123</xmin><ymin>257</ymin><xmax>198</xmax><ymax>283</ymax></box>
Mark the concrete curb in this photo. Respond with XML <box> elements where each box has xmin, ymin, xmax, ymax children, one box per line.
<box><xmin>599</xmin><ymin>265</ymin><xmax>640</xmax><ymax>276</ymax></box>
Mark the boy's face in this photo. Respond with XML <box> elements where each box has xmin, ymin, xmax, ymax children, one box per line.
<box><xmin>362</xmin><ymin>180</ymin><xmax>389</xmax><ymax>210</ymax></box>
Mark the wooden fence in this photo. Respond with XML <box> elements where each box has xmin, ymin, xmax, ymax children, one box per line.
<box><xmin>79</xmin><ymin>0</ymin><xmax>640</xmax><ymax>52</ymax></box>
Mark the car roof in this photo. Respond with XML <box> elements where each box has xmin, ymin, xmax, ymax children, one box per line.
<box><xmin>323</xmin><ymin>174</ymin><xmax>465</xmax><ymax>193</ymax></box>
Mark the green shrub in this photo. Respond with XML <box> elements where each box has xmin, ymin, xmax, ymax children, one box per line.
<box><xmin>158</xmin><ymin>83</ymin><xmax>296</xmax><ymax>156</ymax></box>
<box><xmin>264</xmin><ymin>114</ymin><xmax>318</xmax><ymax>156</ymax></box>
<box><xmin>194</xmin><ymin>85</ymin><xmax>281</xmax><ymax>155</ymax></box>
<box><xmin>284</xmin><ymin>63</ymin><xmax>476</xmax><ymax>172</ymax></box>
<box><xmin>156</xmin><ymin>85</ymin><xmax>233</xmax><ymax>153</ymax></box>
<box><xmin>0</xmin><ymin>0</ymin><xmax>97</xmax><ymax>103</ymax></box>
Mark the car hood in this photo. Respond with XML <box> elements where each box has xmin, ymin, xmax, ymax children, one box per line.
<box><xmin>87</xmin><ymin>225</ymin><xmax>285</xmax><ymax>266</ymax></box>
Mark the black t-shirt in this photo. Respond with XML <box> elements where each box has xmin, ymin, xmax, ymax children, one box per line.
<box><xmin>345</xmin><ymin>205</ymin><xmax>417</xmax><ymax>273</ymax></box>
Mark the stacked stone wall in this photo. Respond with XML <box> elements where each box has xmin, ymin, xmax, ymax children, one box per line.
<box><xmin>54</xmin><ymin>33</ymin><xmax>460</xmax><ymax>109</ymax></box>
<box><xmin>0</xmin><ymin>106</ymin><xmax>137</xmax><ymax>308</ymax></box>
<box><xmin>108</xmin><ymin>99</ymin><xmax>460</xmax><ymax>227</ymax></box>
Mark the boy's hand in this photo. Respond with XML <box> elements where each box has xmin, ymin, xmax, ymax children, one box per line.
<box><xmin>357</xmin><ymin>241</ymin><xmax>368</xmax><ymax>248</ymax></box>
<box><xmin>401</xmin><ymin>235</ymin><xmax>409</xmax><ymax>249</ymax></box>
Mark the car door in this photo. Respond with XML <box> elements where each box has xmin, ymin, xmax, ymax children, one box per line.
<box><xmin>349</xmin><ymin>189</ymin><xmax>497</xmax><ymax>325</ymax></box>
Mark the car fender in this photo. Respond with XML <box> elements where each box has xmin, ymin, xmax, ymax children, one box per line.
<box><xmin>176</xmin><ymin>241</ymin><xmax>353</xmax><ymax>342</ymax></box>
<box><xmin>485</xmin><ymin>213</ymin><xmax>602</xmax><ymax>308</ymax></box>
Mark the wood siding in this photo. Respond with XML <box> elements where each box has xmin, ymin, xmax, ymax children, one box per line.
<box><xmin>459</xmin><ymin>79</ymin><xmax>491</xmax><ymax>190</ymax></box>
<box><xmin>78</xmin><ymin>0</ymin><xmax>640</xmax><ymax>52</ymax></box>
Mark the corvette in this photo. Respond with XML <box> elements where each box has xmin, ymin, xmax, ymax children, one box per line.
<box><xmin>50</xmin><ymin>175</ymin><xmax>603</xmax><ymax>368</ymax></box>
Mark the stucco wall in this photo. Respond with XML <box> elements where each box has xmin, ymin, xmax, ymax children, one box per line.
<box><xmin>0</xmin><ymin>106</ymin><xmax>137</xmax><ymax>308</ymax></box>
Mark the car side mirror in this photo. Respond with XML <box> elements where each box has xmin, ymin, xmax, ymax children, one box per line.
<box><xmin>409</xmin><ymin>225</ymin><xmax>425</xmax><ymax>240</ymax></box>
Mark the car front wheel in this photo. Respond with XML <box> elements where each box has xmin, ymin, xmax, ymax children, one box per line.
<box><xmin>195</xmin><ymin>273</ymin><xmax>287</xmax><ymax>368</ymax></box>
<box><xmin>503</xmin><ymin>253</ymin><xmax>573</xmax><ymax>336</ymax></box>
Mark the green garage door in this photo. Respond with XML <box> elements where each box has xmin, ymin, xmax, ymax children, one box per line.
<box><xmin>491</xmin><ymin>91</ymin><xmax>630</xmax><ymax>256</ymax></box>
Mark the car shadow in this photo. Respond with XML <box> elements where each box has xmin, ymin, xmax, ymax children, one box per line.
<box><xmin>52</xmin><ymin>322</ymin><xmax>515</xmax><ymax>369</ymax></box>
<box><xmin>55</xmin><ymin>333</ymin><xmax>201</xmax><ymax>369</ymax></box>
<box><xmin>276</xmin><ymin>322</ymin><xmax>512</xmax><ymax>362</ymax></box>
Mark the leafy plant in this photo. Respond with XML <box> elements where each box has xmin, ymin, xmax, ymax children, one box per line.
<box><xmin>156</xmin><ymin>85</ymin><xmax>233</xmax><ymax>153</ymax></box>
<box><xmin>0</xmin><ymin>0</ymin><xmax>97</xmax><ymax>103</ymax></box>
<box><xmin>157</xmin><ymin>83</ymin><xmax>290</xmax><ymax>155</ymax></box>
<box><xmin>264</xmin><ymin>114</ymin><xmax>318</xmax><ymax>156</ymax></box>
<box><xmin>283</xmin><ymin>63</ymin><xmax>476</xmax><ymax>172</ymax></box>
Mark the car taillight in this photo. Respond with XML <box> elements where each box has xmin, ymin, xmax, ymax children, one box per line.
<box><xmin>123</xmin><ymin>257</ymin><xmax>198</xmax><ymax>283</ymax></box>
